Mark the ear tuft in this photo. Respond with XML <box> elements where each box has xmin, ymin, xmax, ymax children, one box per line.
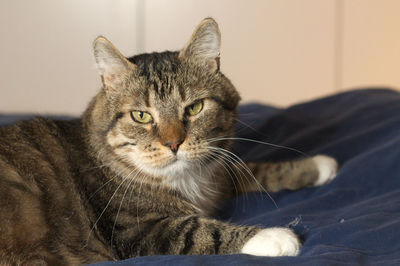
<box><xmin>179</xmin><ymin>18</ymin><xmax>221</xmax><ymax>71</ymax></box>
<box><xmin>93</xmin><ymin>36</ymin><xmax>135</xmax><ymax>90</ymax></box>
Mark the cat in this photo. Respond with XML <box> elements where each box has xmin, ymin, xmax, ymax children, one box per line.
<box><xmin>0</xmin><ymin>18</ymin><xmax>337</xmax><ymax>265</ymax></box>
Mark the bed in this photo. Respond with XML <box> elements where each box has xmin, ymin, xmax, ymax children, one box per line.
<box><xmin>2</xmin><ymin>88</ymin><xmax>400</xmax><ymax>265</ymax></box>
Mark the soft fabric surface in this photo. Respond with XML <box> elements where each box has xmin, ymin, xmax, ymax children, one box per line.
<box><xmin>2</xmin><ymin>88</ymin><xmax>400</xmax><ymax>265</ymax></box>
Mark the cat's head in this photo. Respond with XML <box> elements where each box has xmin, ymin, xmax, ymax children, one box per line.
<box><xmin>85</xmin><ymin>18</ymin><xmax>240</xmax><ymax>182</ymax></box>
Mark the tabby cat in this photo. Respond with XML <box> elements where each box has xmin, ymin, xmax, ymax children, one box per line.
<box><xmin>0</xmin><ymin>18</ymin><xmax>337</xmax><ymax>265</ymax></box>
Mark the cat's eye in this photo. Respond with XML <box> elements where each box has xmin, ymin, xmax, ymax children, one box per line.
<box><xmin>186</xmin><ymin>101</ymin><xmax>203</xmax><ymax>116</ymax></box>
<box><xmin>131</xmin><ymin>111</ymin><xmax>153</xmax><ymax>124</ymax></box>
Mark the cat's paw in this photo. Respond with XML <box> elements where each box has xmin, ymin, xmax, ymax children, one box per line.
<box><xmin>241</xmin><ymin>227</ymin><xmax>300</xmax><ymax>257</ymax></box>
<box><xmin>312</xmin><ymin>155</ymin><xmax>338</xmax><ymax>186</ymax></box>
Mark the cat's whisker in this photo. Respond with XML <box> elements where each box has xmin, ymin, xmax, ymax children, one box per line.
<box><xmin>136</xmin><ymin>174</ymin><xmax>146</xmax><ymax>234</ymax></box>
<box><xmin>206</xmin><ymin>149</ymin><xmax>252</xmax><ymax>204</ymax></box>
<box><xmin>204</xmin><ymin>152</ymin><xmax>241</xmax><ymax>197</ymax></box>
<box><xmin>110</xmin><ymin>169</ymin><xmax>143</xmax><ymax>250</ymax></box>
<box><xmin>234</xmin><ymin>119</ymin><xmax>262</xmax><ymax>135</ymax></box>
<box><xmin>127</xmin><ymin>169</ymin><xmax>144</xmax><ymax>212</ymax></box>
<box><xmin>200</xmin><ymin>154</ymin><xmax>225</xmax><ymax>192</ymax></box>
<box><xmin>196</xmin><ymin>161</ymin><xmax>219</xmax><ymax>197</ymax></box>
<box><xmin>86</xmin><ymin>174</ymin><xmax>119</xmax><ymax>203</ymax></box>
<box><xmin>84</xmin><ymin>170</ymin><xmax>135</xmax><ymax>248</ymax></box>
<box><xmin>208</xmin><ymin>137</ymin><xmax>308</xmax><ymax>157</ymax></box>
<box><xmin>203</xmin><ymin>152</ymin><xmax>244</xmax><ymax>208</ymax></box>
<box><xmin>208</xmin><ymin>147</ymin><xmax>261</xmax><ymax>187</ymax></box>
<box><xmin>86</xmin><ymin>161</ymin><xmax>132</xmax><ymax>202</ymax></box>
<box><xmin>132</xmin><ymin>171</ymin><xmax>151</xmax><ymax>254</ymax></box>
<box><xmin>210</xmin><ymin>148</ymin><xmax>274</xmax><ymax>207</ymax></box>
<box><xmin>207</xmin><ymin>146</ymin><xmax>279</xmax><ymax>209</ymax></box>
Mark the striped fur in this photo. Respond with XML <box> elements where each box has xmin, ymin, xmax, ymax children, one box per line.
<box><xmin>0</xmin><ymin>18</ymin><xmax>337</xmax><ymax>264</ymax></box>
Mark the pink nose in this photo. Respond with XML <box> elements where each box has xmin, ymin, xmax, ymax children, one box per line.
<box><xmin>163</xmin><ymin>140</ymin><xmax>183</xmax><ymax>153</ymax></box>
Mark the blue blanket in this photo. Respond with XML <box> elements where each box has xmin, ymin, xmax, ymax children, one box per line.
<box><xmin>2</xmin><ymin>89</ymin><xmax>400</xmax><ymax>265</ymax></box>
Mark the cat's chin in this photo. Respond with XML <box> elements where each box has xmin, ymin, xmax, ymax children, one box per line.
<box><xmin>137</xmin><ymin>158</ymin><xmax>194</xmax><ymax>179</ymax></box>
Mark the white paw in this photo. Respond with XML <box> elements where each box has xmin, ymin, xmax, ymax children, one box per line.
<box><xmin>241</xmin><ymin>228</ymin><xmax>300</xmax><ymax>257</ymax></box>
<box><xmin>312</xmin><ymin>155</ymin><xmax>338</xmax><ymax>186</ymax></box>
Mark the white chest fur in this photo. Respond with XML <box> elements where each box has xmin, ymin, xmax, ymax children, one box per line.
<box><xmin>163</xmin><ymin>161</ymin><xmax>221</xmax><ymax>215</ymax></box>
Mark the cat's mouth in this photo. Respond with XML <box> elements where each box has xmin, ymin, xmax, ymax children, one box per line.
<box><xmin>127</xmin><ymin>145</ymin><xmax>211</xmax><ymax>178</ymax></box>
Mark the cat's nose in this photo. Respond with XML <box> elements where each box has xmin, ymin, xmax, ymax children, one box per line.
<box><xmin>163</xmin><ymin>140</ymin><xmax>184</xmax><ymax>153</ymax></box>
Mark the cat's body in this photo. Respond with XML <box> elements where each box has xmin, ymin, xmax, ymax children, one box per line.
<box><xmin>0</xmin><ymin>18</ymin><xmax>337</xmax><ymax>265</ymax></box>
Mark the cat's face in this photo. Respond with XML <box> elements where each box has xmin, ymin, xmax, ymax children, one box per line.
<box><xmin>88</xmin><ymin>18</ymin><xmax>240</xmax><ymax>181</ymax></box>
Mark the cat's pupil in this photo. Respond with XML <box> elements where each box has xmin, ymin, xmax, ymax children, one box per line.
<box><xmin>138</xmin><ymin>112</ymin><xmax>143</xmax><ymax>118</ymax></box>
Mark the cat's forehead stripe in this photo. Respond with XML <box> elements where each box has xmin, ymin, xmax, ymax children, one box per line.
<box><xmin>130</xmin><ymin>51</ymin><xmax>184</xmax><ymax>101</ymax></box>
<box><xmin>178</xmin><ymin>85</ymin><xmax>186</xmax><ymax>101</ymax></box>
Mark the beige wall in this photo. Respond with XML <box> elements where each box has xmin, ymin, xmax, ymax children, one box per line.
<box><xmin>1</xmin><ymin>0</ymin><xmax>399</xmax><ymax>115</ymax></box>
<box><xmin>341</xmin><ymin>0</ymin><xmax>400</xmax><ymax>90</ymax></box>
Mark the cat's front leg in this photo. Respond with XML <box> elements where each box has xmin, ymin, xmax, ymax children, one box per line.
<box><xmin>114</xmin><ymin>214</ymin><xmax>300</xmax><ymax>257</ymax></box>
<box><xmin>237</xmin><ymin>155</ymin><xmax>338</xmax><ymax>193</ymax></box>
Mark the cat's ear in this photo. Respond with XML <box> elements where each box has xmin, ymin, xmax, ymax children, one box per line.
<box><xmin>93</xmin><ymin>36</ymin><xmax>135</xmax><ymax>90</ymax></box>
<box><xmin>179</xmin><ymin>18</ymin><xmax>221</xmax><ymax>72</ymax></box>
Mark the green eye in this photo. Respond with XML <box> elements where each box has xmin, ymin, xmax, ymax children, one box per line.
<box><xmin>131</xmin><ymin>111</ymin><xmax>153</xmax><ymax>124</ymax></box>
<box><xmin>186</xmin><ymin>101</ymin><xmax>203</xmax><ymax>116</ymax></box>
